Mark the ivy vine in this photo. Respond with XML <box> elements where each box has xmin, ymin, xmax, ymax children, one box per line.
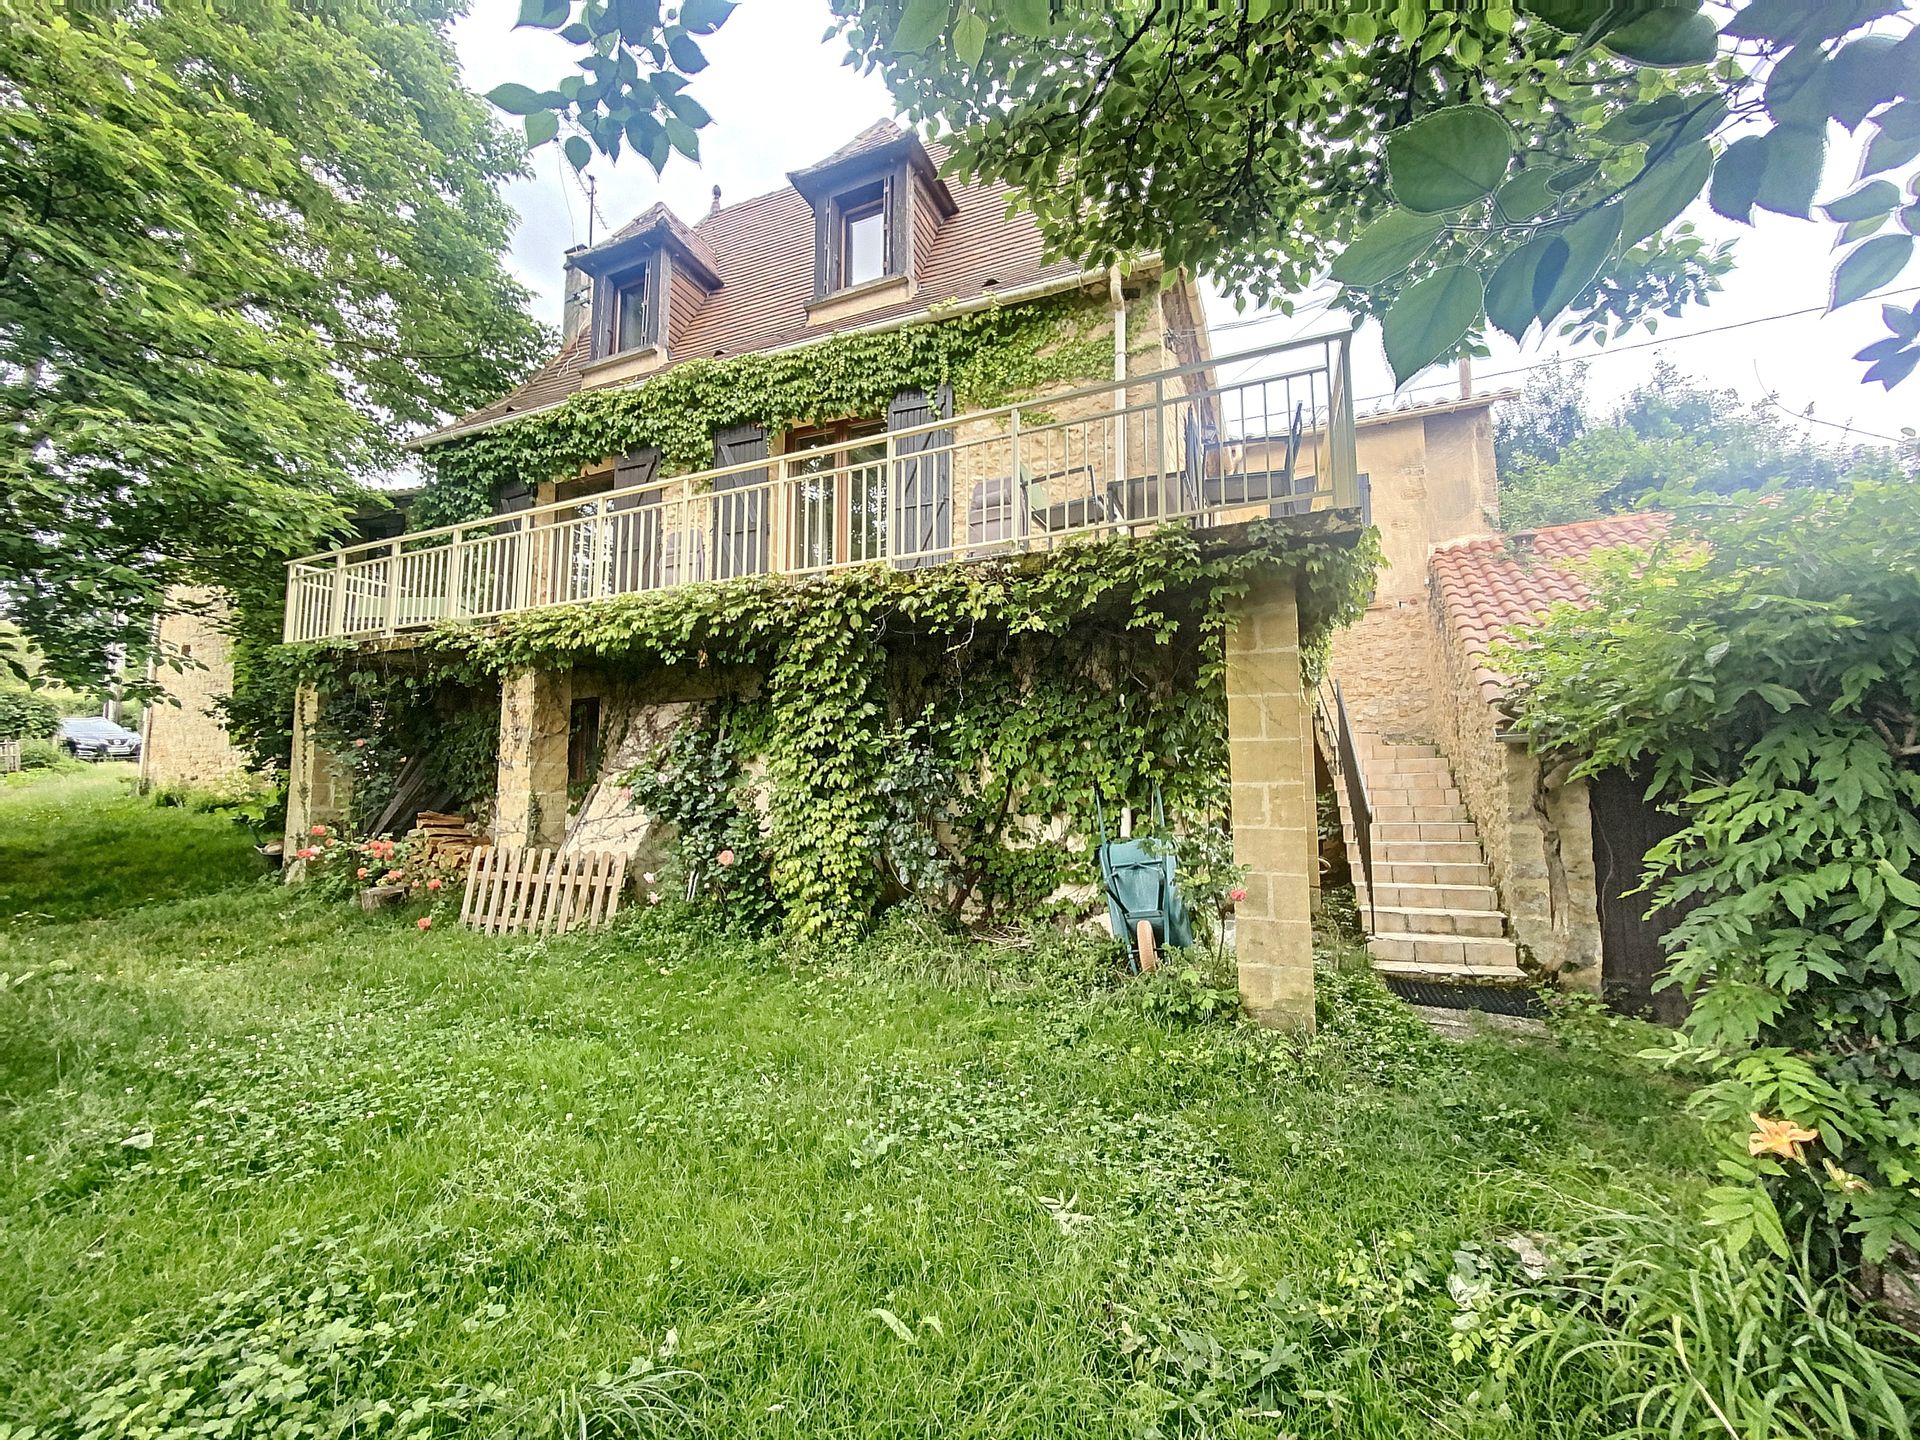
<box><xmin>413</xmin><ymin>290</ymin><xmax>1113</xmax><ymax>528</ymax></box>
<box><xmin>284</xmin><ymin>522</ymin><xmax>1378</xmax><ymax>937</ymax></box>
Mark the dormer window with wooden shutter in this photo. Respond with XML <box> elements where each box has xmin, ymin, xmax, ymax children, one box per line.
<box><xmin>789</xmin><ymin>122</ymin><xmax>957</xmax><ymax>316</ymax></box>
<box><xmin>570</xmin><ymin>204</ymin><xmax>724</xmax><ymax>384</ymax></box>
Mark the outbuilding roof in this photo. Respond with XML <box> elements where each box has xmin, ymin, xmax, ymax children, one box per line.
<box><xmin>1430</xmin><ymin>512</ymin><xmax>1669</xmax><ymax>707</ymax></box>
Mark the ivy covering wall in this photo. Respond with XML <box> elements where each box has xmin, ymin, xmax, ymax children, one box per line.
<box><xmin>288</xmin><ymin>522</ymin><xmax>1377</xmax><ymax>938</ymax></box>
<box><xmin>413</xmin><ymin>290</ymin><xmax>1114</xmax><ymax>527</ymax></box>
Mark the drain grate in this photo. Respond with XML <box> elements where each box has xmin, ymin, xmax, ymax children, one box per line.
<box><xmin>1384</xmin><ymin>978</ymin><xmax>1544</xmax><ymax>1017</ymax></box>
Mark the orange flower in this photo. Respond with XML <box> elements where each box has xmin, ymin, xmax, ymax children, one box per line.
<box><xmin>310</xmin><ymin>825</ymin><xmax>327</xmax><ymax>837</ymax></box>
<box><xmin>417</xmin><ymin>916</ymin><xmax>432</xmax><ymax>931</ymax></box>
<box><xmin>426</xmin><ymin>877</ymin><xmax>442</xmax><ymax>891</ymax></box>
<box><xmin>356</xmin><ymin>866</ymin><xmax>369</xmax><ymax>879</ymax></box>
<box><xmin>1748</xmin><ymin>1114</ymin><xmax>1819</xmax><ymax>1161</ymax></box>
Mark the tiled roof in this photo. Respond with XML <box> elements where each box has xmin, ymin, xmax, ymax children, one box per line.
<box><xmin>423</xmin><ymin>121</ymin><xmax>1087</xmax><ymax>445</ymax></box>
<box><xmin>1431</xmin><ymin>512</ymin><xmax>1668</xmax><ymax>707</ymax></box>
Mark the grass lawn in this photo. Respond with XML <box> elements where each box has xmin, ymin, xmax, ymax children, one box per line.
<box><xmin>0</xmin><ymin>768</ymin><xmax>1714</xmax><ymax>1438</ymax></box>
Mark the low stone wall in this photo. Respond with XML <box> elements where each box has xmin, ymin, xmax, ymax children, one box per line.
<box><xmin>141</xmin><ymin>591</ymin><xmax>251</xmax><ymax>790</ymax></box>
<box><xmin>1426</xmin><ymin>587</ymin><xmax>1600</xmax><ymax>987</ymax></box>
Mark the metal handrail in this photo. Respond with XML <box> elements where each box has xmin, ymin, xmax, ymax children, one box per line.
<box><xmin>1324</xmin><ymin>679</ymin><xmax>1377</xmax><ymax>935</ymax></box>
<box><xmin>283</xmin><ymin>329</ymin><xmax>1362</xmax><ymax>643</ymax></box>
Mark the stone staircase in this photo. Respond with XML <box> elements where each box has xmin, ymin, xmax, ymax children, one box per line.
<box><xmin>1338</xmin><ymin>738</ymin><xmax>1527</xmax><ymax>987</ymax></box>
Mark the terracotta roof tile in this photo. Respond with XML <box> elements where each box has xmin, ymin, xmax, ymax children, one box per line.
<box><xmin>1430</xmin><ymin>512</ymin><xmax>1668</xmax><ymax>708</ymax></box>
<box><xmin>425</xmin><ymin>122</ymin><xmax>1087</xmax><ymax>444</ymax></box>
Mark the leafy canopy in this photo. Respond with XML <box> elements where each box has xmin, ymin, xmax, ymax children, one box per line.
<box><xmin>0</xmin><ymin>0</ymin><xmax>547</xmax><ymax>689</ymax></box>
<box><xmin>822</xmin><ymin>1</ymin><xmax>1919</xmax><ymax>386</ymax></box>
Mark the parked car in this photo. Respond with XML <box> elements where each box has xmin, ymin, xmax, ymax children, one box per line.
<box><xmin>60</xmin><ymin>717</ymin><xmax>142</xmax><ymax>762</ymax></box>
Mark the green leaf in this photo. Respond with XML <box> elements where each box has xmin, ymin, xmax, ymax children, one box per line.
<box><xmin>1709</xmin><ymin>134</ymin><xmax>1767</xmax><ymax>223</ymax></box>
<box><xmin>1823</xmin><ymin>180</ymin><xmax>1900</xmax><ymax>224</ymax></box>
<box><xmin>563</xmin><ymin>134</ymin><xmax>592</xmax><ymax>170</ymax></box>
<box><xmin>892</xmin><ymin>0</ymin><xmax>946</xmax><ymax>52</ymax></box>
<box><xmin>1862</xmin><ymin>121</ymin><xmax>1920</xmax><ymax>178</ymax></box>
<box><xmin>666</xmin><ymin>30</ymin><xmax>708</xmax><ymax>73</ymax></box>
<box><xmin>1386</xmin><ymin>105</ymin><xmax>1514</xmax><ymax>214</ymax></box>
<box><xmin>523</xmin><ymin>110</ymin><xmax>560</xmax><ymax>147</ymax></box>
<box><xmin>1485</xmin><ymin>235</ymin><xmax>1559</xmax><ymax>341</ymax></box>
<box><xmin>1535</xmin><ymin>202</ymin><xmax>1623</xmax><ymax>320</ymax></box>
<box><xmin>1621</xmin><ymin>141</ymin><xmax>1711</xmax><ymax>247</ymax></box>
<box><xmin>666</xmin><ymin>92</ymin><xmax>711</xmax><ymax>129</ymax></box>
<box><xmin>611</xmin><ymin>0</ymin><xmax>658</xmax><ymax>41</ymax></box>
<box><xmin>1495</xmin><ymin>167</ymin><xmax>1561</xmax><ymax>222</ymax></box>
<box><xmin>663</xmin><ymin>117</ymin><xmax>699</xmax><ymax>161</ymax></box>
<box><xmin>1328</xmin><ymin>209</ymin><xmax>1443</xmax><ymax>286</ymax></box>
<box><xmin>1755</xmin><ymin>125</ymin><xmax>1824</xmax><ymax>218</ymax></box>
<box><xmin>1725</xmin><ymin>0</ymin><xmax>1900</xmax><ymax>45</ymax></box>
<box><xmin>1825</xmin><ymin>34</ymin><xmax>1905</xmax><ymax>130</ymax></box>
<box><xmin>1006</xmin><ymin>0</ymin><xmax>1051</xmax><ymax>35</ymax></box>
<box><xmin>1601</xmin><ymin>7</ymin><xmax>1718</xmax><ymax>68</ymax></box>
<box><xmin>869</xmin><ymin>1307</ymin><xmax>916</xmax><ymax>1343</ymax></box>
<box><xmin>1830</xmin><ymin>234</ymin><xmax>1914</xmax><ymax>311</ymax></box>
<box><xmin>953</xmin><ymin>8</ymin><xmax>988</xmax><ymax>66</ymax></box>
<box><xmin>515</xmin><ymin>0</ymin><xmax>569</xmax><ymax>28</ymax></box>
<box><xmin>678</xmin><ymin>0</ymin><xmax>734</xmax><ymax>35</ymax></box>
<box><xmin>1382</xmin><ymin>265</ymin><xmax>1485</xmax><ymax>385</ymax></box>
<box><xmin>485</xmin><ymin>82</ymin><xmax>547</xmax><ymax>116</ymax></box>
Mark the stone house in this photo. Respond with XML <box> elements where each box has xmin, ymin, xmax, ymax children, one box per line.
<box><xmin>279</xmin><ymin>119</ymin><xmax>1371</xmax><ymax>1028</ymax></box>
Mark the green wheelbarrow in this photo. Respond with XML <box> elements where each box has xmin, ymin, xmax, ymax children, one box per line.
<box><xmin>1095</xmin><ymin>789</ymin><xmax>1194</xmax><ymax>972</ymax></box>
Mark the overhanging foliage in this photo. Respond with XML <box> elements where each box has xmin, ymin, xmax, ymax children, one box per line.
<box><xmin>1503</xmin><ymin>482</ymin><xmax>1920</xmax><ymax>1263</ymax></box>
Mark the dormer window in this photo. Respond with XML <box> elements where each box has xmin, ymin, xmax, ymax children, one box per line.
<box><xmin>613</xmin><ymin>270</ymin><xmax>652</xmax><ymax>354</ymax></box>
<box><xmin>838</xmin><ymin>182</ymin><xmax>889</xmax><ymax>289</ymax></box>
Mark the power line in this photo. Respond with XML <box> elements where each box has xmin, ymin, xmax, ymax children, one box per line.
<box><xmin>1352</xmin><ymin>285</ymin><xmax>1920</xmax><ymax>422</ymax></box>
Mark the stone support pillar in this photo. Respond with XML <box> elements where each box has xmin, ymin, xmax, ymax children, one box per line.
<box><xmin>1225</xmin><ymin>573</ymin><xmax>1316</xmax><ymax>1029</ymax></box>
<box><xmin>494</xmin><ymin>668</ymin><xmax>571</xmax><ymax>849</ymax></box>
<box><xmin>284</xmin><ymin>683</ymin><xmax>350</xmax><ymax>871</ymax></box>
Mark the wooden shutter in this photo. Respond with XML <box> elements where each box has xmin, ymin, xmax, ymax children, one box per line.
<box><xmin>608</xmin><ymin>447</ymin><xmax>662</xmax><ymax>593</ymax></box>
<box><xmin>889</xmin><ymin>388</ymin><xmax>952</xmax><ymax>569</ymax></box>
<box><xmin>711</xmin><ymin>424</ymin><xmax>769</xmax><ymax>579</ymax></box>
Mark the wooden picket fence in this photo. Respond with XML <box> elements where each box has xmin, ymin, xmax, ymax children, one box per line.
<box><xmin>459</xmin><ymin>845</ymin><xmax>628</xmax><ymax>936</ymax></box>
<box><xmin>0</xmin><ymin>739</ymin><xmax>18</xmax><ymax>774</ymax></box>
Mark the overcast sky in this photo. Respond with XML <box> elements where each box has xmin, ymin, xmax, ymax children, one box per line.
<box><xmin>452</xmin><ymin>0</ymin><xmax>1918</xmax><ymax>448</ymax></box>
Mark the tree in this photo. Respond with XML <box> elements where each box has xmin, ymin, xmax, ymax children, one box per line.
<box><xmin>0</xmin><ymin>0</ymin><xmax>548</xmax><ymax>690</ymax></box>
<box><xmin>1503</xmin><ymin>482</ymin><xmax>1920</xmax><ymax>1265</ymax></box>
<box><xmin>1496</xmin><ymin>359</ymin><xmax>1914</xmax><ymax>528</ymax></box>
<box><xmin>818</xmin><ymin>1</ymin><xmax>1919</xmax><ymax>387</ymax></box>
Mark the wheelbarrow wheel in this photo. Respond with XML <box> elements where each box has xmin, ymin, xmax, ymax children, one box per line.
<box><xmin>1136</xmin><ymin>918</ymin><xmax>1159</xmax><ymax>974</ymax></box>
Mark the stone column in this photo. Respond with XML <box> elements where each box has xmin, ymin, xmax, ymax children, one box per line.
<box><xmin>1225</xmin><ymin>572</ymin><xmax>1316</xmax><ymax>1030</ymax></box>
<box><xmin>284</xmin><ymin>683</ymin><xmax>350</xmax><ymax>870</ymax></box>
<box><xmin>494</xmin><ymin>668</ymin><xmax>571</xmax><ymax>849</ymax></box>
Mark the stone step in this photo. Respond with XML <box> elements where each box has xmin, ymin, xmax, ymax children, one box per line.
<box><xmin>1365</xmin><ymin>802</ymin><xmax>1470</xmax><ymax>825</ymax></box>
<box><xmin>1373</xmin><ymin>859</ymin><xmax>1493</xmax><ymax>888</ymax></box>
<box><xmin>1369</xmin><ymin>904</ymin><xmax>1507</xmax><ymax>938</ymax></box>
<box><xmin>1374</xmin><ymin>838</ymin><xmax>1483</xmax><ymax>865</ymax></box>
<box><xmin>1371</xmin><ymin>956</ymin><xmax>1530</xmax><ymax>985</ymax></box>
<box><xmin>1357</xmin><ymin>743</ymin><xmax>1441</xmax><ymax>762</ymax></box>
<box><xmin>1369</xmin><ymin>784</ymin><xmax>1463</xmax><ymax>809</ymax></box>
<box><xmin>1358</xmin><ymin>880</ymin><xmax>1503</xmax><ymax>912</ymax></box>
<box><xmin>1376</xmin><ymin>755</ymin><xmax>1450</xmax><ymax>777</ymax></box>
<box><xmin>1368</xmin><ymin>931</ymin><xmax>1523</xmax><ymax>971</ymax></box>
<box><xmin>1369</xmin><ymin>821</ymin><xmax>1479</xmax><ymax>844</ymax></box>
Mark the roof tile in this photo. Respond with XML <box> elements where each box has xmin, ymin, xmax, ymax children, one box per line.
<box><xmin>1430</xmin><ymin>512</ymin><xmax>1668</xmax><ymax>708</ymax></box>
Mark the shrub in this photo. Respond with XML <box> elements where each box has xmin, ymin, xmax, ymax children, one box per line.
<box><xmin>16</xmin><ymin>737</ymin><xmax>67</xmax><ymax>769</ymax></box>
<box><xmin>1505</xmin><ymin>481</ymin><xmax>1920</xmax><ymax>1263</ymax></box>
<box><xmin>0</xmin><ymin>688</ymin><xmax>61</xmax><ymax>741</ymax></box>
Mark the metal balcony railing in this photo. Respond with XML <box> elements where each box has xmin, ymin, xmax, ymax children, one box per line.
<box><xmin>283</xmin><ymin>331</ymin><xmax>1360</xmax><ymax>643</ymax></box>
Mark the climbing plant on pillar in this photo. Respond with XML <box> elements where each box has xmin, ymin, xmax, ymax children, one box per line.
<box><xmin>764</xmin><ymin>597</ymin><xmax>892</xmax><ymax>939</ymax></box>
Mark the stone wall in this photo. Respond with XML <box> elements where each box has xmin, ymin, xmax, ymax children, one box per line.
<box><xmin>140</xmin><ymin>590</ymin><xmax>250</xmax><ymax>790</ymax></box>
<box><xmin>1426</xmin><ymin>589</ymin><xmax>1600</xmax><ymax>987</ymax></box>
<box><xmin>1326</xmin><ymin>599</ymin><xmax>1436</xmax><ymax>742</ymax></box>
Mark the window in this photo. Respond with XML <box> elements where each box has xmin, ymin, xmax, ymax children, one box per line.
<box><xmin>839</xmin><ymin>183</ymin><xmax>887</xmax><ymax>289</ymax></box>
<box><xmin>613</xmin><ymin>271</ymin><xmax>650</xmax><ymax>354</ymax></box>
<box><xmin>785</xmin><ymin>419</ymin><xmax>887</xmax><ymax>569</ymax></box>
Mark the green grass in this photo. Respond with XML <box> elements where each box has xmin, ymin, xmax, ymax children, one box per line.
<box><xmin>0</xmin><ymin>769</ymin><xmax>1717</xmax><ymax>1438</ymax></box>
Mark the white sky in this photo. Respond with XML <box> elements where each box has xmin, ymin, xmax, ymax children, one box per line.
<box><xmin>452</xmin><ymin>0</ymin><xmax>1918</xmax><ymax>449</ymax></box>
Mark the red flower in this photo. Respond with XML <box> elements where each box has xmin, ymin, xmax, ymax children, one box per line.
<box><xmin>1229</xmin><ymin>886</ymin><xmax>1248</xmax><ymax>903</ymax></box>
<box><xmin>353</xmin><ymin>738</ymin><xmax>367</xmax><ymax>748</ymax></box>
<box><xmin>356</xmin><ymin>866</ymin><xmax>369</xmax><ymax>879</ymax></box>
<box><xmin>717</xmin><ymin>848</ymin><xmax>736</xmax><ymax>867</ymax></box>
<box><xmin>310</xmin><ymin>825</ymin><xmax>327</xmax><ymax>837</ymax></box>
<box><xmin>426</xmin><ymin>877</ymin><xmax>442</xmax><ymax>891</ymax></box>
<box><xmin>417</xmin><ymin>916</ymin><xmax>432</xmax><ymax>931</ymax></box>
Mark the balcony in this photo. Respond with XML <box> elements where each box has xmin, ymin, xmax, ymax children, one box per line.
<box><xmin>283</xmin><ymin>332</ymin><xmax>1362</xmax><ymax>644</ymax></box>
